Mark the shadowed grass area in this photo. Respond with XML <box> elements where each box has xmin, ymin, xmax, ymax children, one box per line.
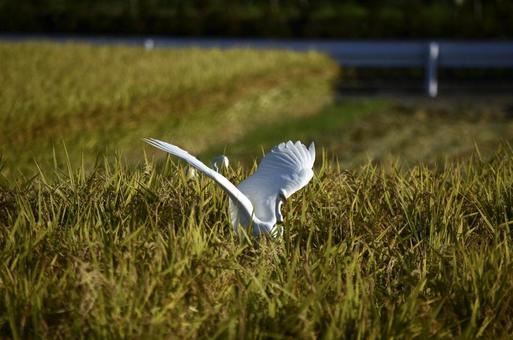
<box><xmin>203</xmin><ymin>95</ymin><xmax>513</xmax><ymax>169</ymax></box>
<box><xmin>202</xmin><ymin>98</ymin><xmax>391</xmax><ymax>164</ymax></box>
<box><xmin>0</xmin><ymin>42</ymin><xmax>338</xmax><ymax>177</ymax></box>
<box><xmin>1</xmin><ymin>146</ymin><xmax>513</xmax><ymax>338</ymax></box>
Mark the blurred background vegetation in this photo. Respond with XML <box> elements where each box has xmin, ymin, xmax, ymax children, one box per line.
<box><xmin>1</xmin><ymin>42</ymin><xmax>512</xmax><ymax>179</ymax></box>
<box><xmin>1</xmin><ymin>0</ymin><xmax>512</xmax><ymax>38</ymax></box>
<box><xmin>0</xmin><ymin>42</ymin><xmax>338</xmax><ymax>177</ymax></box>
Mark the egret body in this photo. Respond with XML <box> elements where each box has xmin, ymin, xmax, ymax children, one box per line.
<box><xmin>144</xmin><ymin>139</ymin><xmax>315</xmax><ymax>237</ymax></box>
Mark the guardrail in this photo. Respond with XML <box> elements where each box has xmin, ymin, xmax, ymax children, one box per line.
<box><xmin>305</xmin><ymin>41</ymin><xmax>513</xmax><ymax>97</ymax></box>
<box><xmin>2</xmin><ymin>35</ymin><xmax>513</xmax><ymax>97</ymax></box>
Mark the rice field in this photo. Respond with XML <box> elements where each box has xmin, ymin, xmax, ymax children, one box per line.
<box><xmin>1</xmin><ymin>145</ymin><xmax>513</xmax><ymax>338</ymax></box>
<box><xmin>0</xmin><ymin>42</ymin><xmax>337</xmax><ymax>177</ymax></box>
<box><xmin>1</xmin><ymin>42</ymin><xmax>513</xmax><ymax>338</ymax></box>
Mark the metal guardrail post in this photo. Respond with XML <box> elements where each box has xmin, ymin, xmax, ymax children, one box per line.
<box><xmin>426</xmin><ymin>42</ymin><xmax>439</xmax><ymax>97</ymax></box>
<box><xmin>144</xmin><ymin>38</ymin><xmax>155</xmax><ymax>50</ymax></box>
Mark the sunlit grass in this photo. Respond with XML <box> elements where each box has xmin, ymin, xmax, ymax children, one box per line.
<box><xmin>1</xmin><ymin>145</ymin><xmax>513</xmax><ymax>338</ymax></box>
<box><xmin>0</xmin><ymin>42</ymin><xmax>337</xmax><ymax>176</ymax></box>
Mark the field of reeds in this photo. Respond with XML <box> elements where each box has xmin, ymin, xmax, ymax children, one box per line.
<box><xmin>1</xmin><ymin>42</ymin><xmax>513</xmax><ymax>338</ymax></box>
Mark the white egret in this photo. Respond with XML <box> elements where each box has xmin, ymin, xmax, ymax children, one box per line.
<box><xmin>211</xmin><ymin>155</ymin><xmax>229</xmax><ymax>172</ymax></box>
<box><xmin>186</xmin><ymin>154</ymin><xmax>227</xmax><ymax>180</ymax></box>
<box><xmin>144</xmin><ymin>138</ymin><xmax>315</xmax><ymax>237</ymax></box>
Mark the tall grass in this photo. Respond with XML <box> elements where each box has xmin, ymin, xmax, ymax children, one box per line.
<box><xmin>1</xmin><ymin>145</ymin><xmax>512</xmax><ymax>338</ymax></box>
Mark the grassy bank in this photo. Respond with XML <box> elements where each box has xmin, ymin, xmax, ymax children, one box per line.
<box><xmin>0</xmin><ymin>42</ymin><xmax>338</xmax><ymax>177</ymax></box>
<box><xmin>1</xmin><ymin>146</ymin><xmax>513</xmax><ymax>338</ymax></box>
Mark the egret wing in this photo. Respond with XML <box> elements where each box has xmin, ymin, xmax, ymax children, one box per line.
<box><xmin>144</xmin><ymin>138</ymin><xmax>254</xmax><ymax>219</ymax></box>
<box><xmin>236</xmin><ymin>141</ymin><xmax>315</xmax><ymax>223</ymax></box>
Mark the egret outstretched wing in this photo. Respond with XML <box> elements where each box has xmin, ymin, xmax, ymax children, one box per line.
<box><xmin>234</xmin><ymin>141</ymin><xmax>315</xmax><ymax>224</ymax></box>
<box><xmin>143</xmin><ymin>138</ymin><xmax>254</xmax><ymax>219</ymax></box>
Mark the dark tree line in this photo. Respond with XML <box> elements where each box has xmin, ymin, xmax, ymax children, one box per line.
<box><xmin>1</xmin><ymin>0</ymin><xmax>512</xmax><ymax>38</ymax></box>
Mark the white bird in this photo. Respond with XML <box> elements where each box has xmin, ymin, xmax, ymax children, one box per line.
<box><xmin>144</xmin><ymin>138</ymin><xmax>315</xmax><ymax>237</ymax></box>
<box><xmin>186</xmin><ymin>155</ymin><xmax>227</xmax><ymax>180</ymax></box>
<box><xmin>211</xmin><ymin>155</ymin><xmax>229</xmax><ymax>172</ymax></box>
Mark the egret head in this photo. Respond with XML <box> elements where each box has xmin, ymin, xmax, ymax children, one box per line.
<box><xmin>211</xmin><ymin>155</ymin><xmax>229</xmax><ymax>172</ymax></box>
